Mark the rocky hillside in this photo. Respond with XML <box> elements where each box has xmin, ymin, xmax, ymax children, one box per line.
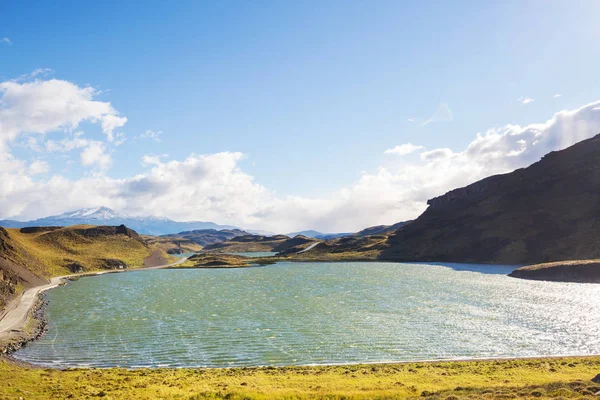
<box><xmin>203</xmin><ymin>234</ymin><xmax>291</xmax><ymax>253</ymax></box>
<box><xmin>161</xmin><ymin>229</ymin><xmax>248</xmax><ymax>247</ymax></box>
<box><xmin>354</xmin><ymin>221</ymin><xmax>411</xmax><ymax>237</ymax></box>
<box><xmin>0</xmin><ymin>225</ymin><xmax>161</xmax><ymax>310</ymax></box>
<box><xmin>381</xmin><ymin>134</ymin><xmax>600</xmax><ymax>264</ymax></box>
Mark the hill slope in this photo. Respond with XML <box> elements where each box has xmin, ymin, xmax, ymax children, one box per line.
<box><xmin>381</xmin><ymin>134</ymin><xmax>600</xmax><ymax>264</ymax></box>
<box><xmin>0</xmin><ymin>225</ymin><xmax>160</xmax><ymax>309</ymax></box>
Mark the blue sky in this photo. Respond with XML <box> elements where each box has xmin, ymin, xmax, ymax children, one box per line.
<box><xmin>1</xmin><ymin>1</ymin><xmax>600</xmax><ymax>231</ymax></box>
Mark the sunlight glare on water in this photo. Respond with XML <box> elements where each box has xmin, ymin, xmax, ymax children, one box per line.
<box><xmin>14</xmin><ymin>262</ymin><xmax>600</xmax><ymax>368</ymax></box>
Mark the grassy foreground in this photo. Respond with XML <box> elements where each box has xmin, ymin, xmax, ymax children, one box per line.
<box><xmin>2</xmin><ymin>357</ymin><xmax>599</xmax><ymax>399</ymax></box>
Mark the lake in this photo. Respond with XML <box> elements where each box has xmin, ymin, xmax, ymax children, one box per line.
<box><xmin>14</xmin><ymin>261</ymin><xmax>600</xmax><ymax>368</ymax></box>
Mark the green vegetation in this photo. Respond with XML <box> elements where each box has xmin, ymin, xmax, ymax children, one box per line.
<box><xmin>0</xmin><ymin>225</ymin><xmax>173</xmax><ymax>310</ymax></box>
<box><xmin>9</xmin><ymin>225</ymin><xmax>152</xmax><ymax>274</ymax></box>
<box><xmin>174</xmin><ymin>253</ymin><xmax>275</xmax><ymax>268</ymax></box>
<box><xmin>142</xmin><ymin>234</ymin><xmax>204</xmax><ymax>255</ymax></box>
<box><xmin>1</xmin><ymin>356</ymin><xmax>599</xmax><ymax>399</ymax></box>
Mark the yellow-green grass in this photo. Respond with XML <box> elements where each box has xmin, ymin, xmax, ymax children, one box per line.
<box><xmin>142</xmin><ymin>235</ymin><xmax>204</xmax><ymax>255</ymax></box>
<box><xmin>6</xmin><ymin>226</ymin><xmax>154</xmax><ymax>277</ymax></box>
<box><xmin>1</xmin><ymin>357</ymin><xmax>599</xmax><ymax>399</ymax></box>
<box><xmin>175</xmin><ymin>253</ymin><xmax>275</xmax><ymax>268</ymax></box>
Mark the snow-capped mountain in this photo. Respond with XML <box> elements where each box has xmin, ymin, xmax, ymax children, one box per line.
<box><xmin>56</xmin><ymin>207</ymin><xmax>123</xmax><ymax>220</ymax></box>
<box><xmin>0</xmin><ymin>207</ymin><xmax>238</xmax><ymax>236</ymax></box>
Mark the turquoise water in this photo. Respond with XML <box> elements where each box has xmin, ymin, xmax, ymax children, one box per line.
<box><xmin>14</xmin><ymin>262</ymin><xmax>600</xmax><ymax>368</ymax></box>
<box><xmin>172</xmin><ymin>252</ymin><xmax>198</xmax><ymax>258</ymax></box>
<box><xmin>225</xmin><ymin>251</ymin><xmax>278</xmax><ymax>257</ymax></box>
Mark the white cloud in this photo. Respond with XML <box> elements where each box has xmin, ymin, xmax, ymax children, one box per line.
<box><xmin>0</xmin><ymin>77</ymin><xmax>127</xmax><ymax>143</ymax></box>
<box><xmin>407</xmin><ymin>118</ymin><xmax>415</xmax><ymax>122</ymax></box>
<box><xmin>2</xmin><ymin>74</ymin><xmax>600</xmax><ymax>232</ymax></box>
<box><xmin>80</xmin><ymin>141</ymin><xmax>112</xmax><ymax>170</ymax></box>
<box><xmin>29</xmin><ymin>160</ymin><xmax>49</xmax><ymax>175</ymax></box>
<box><xmin>0</xmin><ymin>37</ymin><xmax>11</xmax><ymax>45</ymax></box>
<box><xmin>517</xmin><ymin>96</ymin><xmax>534</xmax><ymax>104</ymax></box>
<box><xmin>553</xmin><ymin>94</ymin><xmax>562</xmax><ymax>98</ymax></box>
<box><xmin>114</xmin><ymin>132</ymin><xmax>126</xmax><ymax>146</ymax></box>
<box><xmin>140</xmin><ymin>129</ymin><xmax>162</xmax><ymax>142</ymax></box>
<box><xmin>384</xmin><ymin>143</ymin><xmax>424</xmax><ymax>156</ymax></box>
<box><xmin>422</xmin><ymin>103</ymin><xmax>453</xmax><ymax>126</ymax></box>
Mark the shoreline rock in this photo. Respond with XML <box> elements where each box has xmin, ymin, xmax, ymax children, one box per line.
<box><xmin>509</xmin><ymin>260</ymin><xmax>600</xmax><ymax>283</ymax></box>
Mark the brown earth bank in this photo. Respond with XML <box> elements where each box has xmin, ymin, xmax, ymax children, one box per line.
<box><xmin>509</xmin><ymin>260</ymin><xmax>600</xmax><ymax>283</ymax></box>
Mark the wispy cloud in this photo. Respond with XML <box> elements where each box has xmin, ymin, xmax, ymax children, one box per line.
<box><xmin>407</xmin><ymin>118</ymin><xmax>415</xmax><ymax>123</ymax></box>
<box><xmin>421</xmin><ymin>103</ymin><xmax>453</xmax><ymax>126</ymax></box>
<box><xmin>1</xmin><ymin>37</ymin><xmax>12</xmax><ymax>45</ymax></box>
<box><xmin>140</xmin><ymin>129</ymin><xmax>162</xmax><ymax>142</ymax></box>
<box><xmin>384</xmin><ymin>143</ymin><xmax>424</xmax><ymax>156</ymax></box>
<box><xmin>517</xmin><ymin>97</ymin><xmax>534</xmax><ymax>105</ymax></box>
<box><xmin>553</xmin><ymin>94</ymin><xmax>562</xmax><ymax>98</ymax></box>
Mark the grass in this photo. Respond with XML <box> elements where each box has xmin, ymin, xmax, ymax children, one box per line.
<box><xmin>175</xmin><ymin>253</ymin><xmax>275</xmax><ymax>268</ymax></box>
<box><xmin>7</xmin><ymin>225</ymin><xmax>155</xmax><ymax>276</ymax></box>
<box><xmin>142</xmin><ymin>235</ymin><xmax>204</xmax><ymax>255</ymax></box>
<box><xmin>1</xmin><ymin>356</ymin><xmax>599</xmax><ymax>399</ymax></box>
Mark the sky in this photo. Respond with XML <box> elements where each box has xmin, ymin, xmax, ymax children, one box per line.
<box><xmin>1</xmin><ymin>0</ymin><xmax>600</xmax><ymax>233</ymax></box>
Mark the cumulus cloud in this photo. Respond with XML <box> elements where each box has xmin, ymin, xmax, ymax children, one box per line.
<box><xmin>0</xmin><ymin>77</ymin><xmax>127</xmax><ymax>143</ymax></box>
<box><xmin>422</xmin><ymin>103</ymin><xmax>453</xmax><ymax>126</ymax></box>
<box><xmin>0</xmin><ymin>37</ymin><xmax>11</xmax><ymax>45</ymax></box>
<box><xmin>384</xmin><ymin>143</ymin><xmax>424</xmax><ymax>156</ymax></box>
<box><xmin>29</xmin><ymin>160</ymin><xmax>49</xmax><ymax>175</ymax></box>
<box><xmin>517</xmin><ymin>96</ymin><xmax>534</xmax><ymax>104</ymax></box>
<box><xmin>80</xmin><ymin>141</ymin><xmax>112</xmax><ymax>170</ymax></box>
<box><xmin>2</xmin><ymin>73</ymin><xmax>600</xmax><ymax>232</ymax></box>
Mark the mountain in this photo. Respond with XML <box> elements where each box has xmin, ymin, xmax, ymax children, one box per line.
<box><xmin>0</xmin><ymin>207</ymin><xmax>238</xmax><ymax>236</ymax></box>
<box><xmin>380</xmin><ymin>133</ymin><xmax>600</xmax><ymax>265</ymax></box>
<box><xmin>285</xmin><ymin>230</ymin><xmax>352</xmax><ymax>239</ymax></box>
<box><xmin>353</xmin><ymin>221</ymin><xmax>412</xmax><ymax>237</ymax></box>
<box><xmin>203</xmin><ymin>234</ymin><xmax>291</xmax><ymax>253</ymax></box>
<box><xmin>285</xmin><ymin>230</ymin><xmax>324</xmax><ymax>238</ymax></box>
<box><xmin>161</xmin><ymin>229</ymin><xmax>249</xmax><ymax>247</ymax></box>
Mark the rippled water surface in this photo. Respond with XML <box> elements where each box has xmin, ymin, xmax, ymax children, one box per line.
<box><xmin>15</xmin><ymin>262</ymin><xmax>600</xmax><ymax>368</ymax></box>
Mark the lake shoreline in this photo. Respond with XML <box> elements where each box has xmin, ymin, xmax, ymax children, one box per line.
<box><xmin>0</xmin><ymin>256</ymin><xmax>190</xmax><ymax>355</ymax></box>
<box><xmin>4</xmin><ymin>259</ymin><xmax>596</xmax><ymax>370</ymax></box>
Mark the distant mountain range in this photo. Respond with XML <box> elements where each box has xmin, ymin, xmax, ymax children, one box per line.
<box><xmin>0</xmin><ymin>207</ymin><xmax>238</xmax><ymax>236</ymax></box>
<box><xmin>285</xmin><ymin>230</ymin><xmax>352</xmax><ymax>239</ymax></box>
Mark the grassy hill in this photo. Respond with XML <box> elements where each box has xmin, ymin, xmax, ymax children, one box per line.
<box><xmin>0</xmin><ymin>225</ymin><xmax>166</xmax><ymax>309</ymax></box>
<box><xmin>142</xmin><ymin>234</ymin><xmax>204</xmax><ymax>254</ymax></box>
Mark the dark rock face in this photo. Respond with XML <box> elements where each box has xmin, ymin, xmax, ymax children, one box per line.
<box><xmin>592</xmin><ymin>374</ymin><xmax>600</xmax><ymax>383</ymax></box>
<box><xmin>101</xmin><ymin>259</ymin><xmax>128</xmax><ymax>269</ymax></box>
<box><xmin>65</xmin><ymin>262</ymin><xmax>86</xmax><ymax>273</ymax></box>
<box><xmin>381</xmin><ymin>134</ymin><xmax>600</xmax><ymax>265</ymax></box>
<box><xmin>19</xmin><ymin>226</ymin><xmax>62</xmax><ymax>234</ymax></box>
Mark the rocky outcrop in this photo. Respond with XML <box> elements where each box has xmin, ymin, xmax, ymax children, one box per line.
<box><xmin>509</xmin><ymin>261</ymin><xmax>600</xmax><ymax>283</ymax></box>
<box><xmin>381</xmin><ymin>134</ymin><xmax>600</xmax><ymax>264</ymax></box>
